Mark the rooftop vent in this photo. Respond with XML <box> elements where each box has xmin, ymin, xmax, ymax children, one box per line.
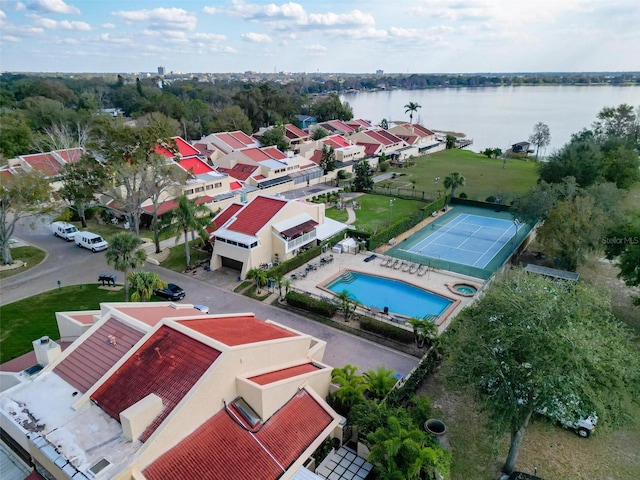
<box><xmin>233</xmin><ymin>398</ymin><xmax>261</xmax><ymax>427</ymax></box>
<box><xmin>88</xmin><ymin>458</ymin><xmax>111</xmax><ymax>477</ymax></box>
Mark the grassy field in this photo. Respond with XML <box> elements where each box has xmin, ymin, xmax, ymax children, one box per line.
<box><xmin>0</xmin><ymin>285</ymin><xmax>126</xmax><ymax>363</ymax></box>
<box><xmin>0</xmin><ymin>246</ymin><xmax>46</xmax><ymax>280</ymax></box>
<box><xmin>380</xmin><ymin>149</ymin><xmax>539</xmax><ymax>202</ymax></box>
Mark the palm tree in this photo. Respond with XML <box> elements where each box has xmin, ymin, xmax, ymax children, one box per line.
<box><xmin>329</xmin><ymin>364</ymin><xmax>367</xmax><ymax>415</ymax></box>
<box><xmin>368</xmin><ymin>417</ymin><xmax>450</xmax><ymax>480</ymax></box>
<box><xmin>336</xmin><ymin>290</ymin><xmax>355</xmax><ymax>320</ymax></box>
<box><xmin>406</xmin><ymin>317</ymin><xmax>438</xmax><ymax>348</ymax></box>
<box><xmin>128</xmin><ymin>271</ymin><xmax>166</xmax><ymax>302</ymax></box>
<box><xmin>165</xmin><ymin>195</ymin><xmax>210</xmax><ymax>267</ymax></box>
<box><xmin>404</xmin><ymin>102</ymin><xmax>421</xmax><ymax>124</ymax></box>
<box><xmin>247</xmin><ymin>267</ymin><xmax>268</xmax><ymax>294</ymax></box>
<box><xmin>363</xmin><ymin>366</ymin><xmax>397</xmax><ymax>400</ymax></box>
<box><xmin>443</xmin><ymin>171</ymin><xmax>466</xmax><ymax>200</ymax></box>
<box><xmin>105</xmin><ymin>232</ymin><xmax>147</xmax><ymax>302</ymax></box>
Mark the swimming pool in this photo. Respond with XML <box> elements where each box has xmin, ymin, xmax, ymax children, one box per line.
<box><xmin>324</xmin><ymin>271</ymin><xmax>453</xmax><ymax>319</ymax></box>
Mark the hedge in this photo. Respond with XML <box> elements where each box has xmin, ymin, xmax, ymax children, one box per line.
<box><xmin>385</xmin><ymin>350</ymin><xmax>438</xmax><ymax>407</ymax></box>
<box><xmin>266</xmin><ymin>231</ymin><xmax>344</xmax><ymax>278</ymax></box>
<box><xmin>359</xmin><ymin>317</ymin><xmax>415</xmax><ymax>343</ymax></box>
<box><xmin>285</xmin><ymin>290</ymin><xmax>337</xmax><ymax>317</ymax></box>
<box><xmin>449</xmin><ymin>196</ymin><xmax>509</xmax><ymax>210</ymax></box>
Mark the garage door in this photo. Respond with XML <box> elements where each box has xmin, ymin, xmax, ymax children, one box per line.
<box><xmin>221</xmin><ymin>257</ymin><xmax>243</xmax><ymax>272</ymax></box>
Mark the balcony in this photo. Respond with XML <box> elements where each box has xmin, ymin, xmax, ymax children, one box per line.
<box><xmin>285</xmin><ymin>231</ymin><xmax>316</xmax><ymax>252</ymax></box>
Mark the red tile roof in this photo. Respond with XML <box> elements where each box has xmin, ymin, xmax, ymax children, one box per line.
<box><xmin>358</xmin><ymin>142</ymin><xmax>381</xmax><ymax>156</ymax></box>
<box><xmin>176</xmin><ymin>157</ymin><xmax>214</xmax><ymax>175</ymax></box>
<box><xmin>91</xmin><ymin>326</ymin><xmax>221</xmax><ymax>442</ymax></box>
<box><xmin>216</xmin><ymin>163</ymin><xmax>257</xmax><ymax>181</ymax></box>
<box><xmin>262</xmin><ymin>146</ymin><xmax>287</xmax><ymax>160</ymax></box>
<box><xmin>211</xmin><ymin>203</ymin><xmax>244</xmax><ymax>231</ymax></box>
<box><xmin>142</xmin><ymin>196</ymin><xmax>214</xmax><ymax>216</ymax></box>
<box><xmin>248</xmin><ymin>363</ymin><xmax>320</xmax><ymax>385</ymax></box>
<box><xmin>228</xmin><ymin>196</ymin><xmax>287</xmax><ymax>236</ymax></box>
<box><xmin>215</xmin><ymin>132</ymin><xmax>249</xmax><ymax>150</ymax></box>
<box><xmin>323</xmin><ymin>134</ymin><xmax>350</xmax><ymax>149</ymax></box>
<box><xmin>241</xmin><ymin>147</ymin><xmax>271</xmax><ymax>162</ymax></box>
<box><xmin>192</xmin><ymin>142</ymin><xmax>219</xmax><ymax>157</ymax></box>
<box><xmin>327</xmin><ymin>120</ymin><xmax>355</xmax><ymax>134</ymax></box>
<box><xmin>53</xmin><ymin>318</ymin><xmax>144</xmax><ymax>393</ymax></box>
<box><xmin>55</xmin><ymin>147</ymin><xmax>84</xmax><ymax>163</ymax></box>
<box><xmin>285</xmin><ymin>124</ymin><xmax>308</xmax><ymax>140</ymax></box>
<box><xmin>377</xmin><ymin>129</ymin><xmax>404</xmax><ymax>144</ymax></box>
<box><xmin>154</xmin><ymin>137</ymin><xmax>200</xmax><ymax>159</ymax></box>
<box><xmin>230</xmin><ymin>180</ymin><xmax>242</xmax><ymax>190</ymax></box>
<box><xmin>410</xmin><ymin>123</ymin><xmax>436</xmax><ymax>137</ymax></box>
<box><xmin>20</xmin><ymin>152</ymin><xmax>64</xmax><ymax>176</ymax></box>
<box><xmin>309</xmin><ymin>150</ymin><xmax>323</xmax><ymax>164</ymax></box>
<box><xmin>142</xmin><ymin>390</ymin><xmax>334</xmax><ymax>480</ymax></box>
<box><xmin>179</xmin><ymin>316</ymin><xmax>298</xmax><ymax>346</ymax></box>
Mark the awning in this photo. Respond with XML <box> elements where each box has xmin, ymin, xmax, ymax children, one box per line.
<box><xmin>281</xmin><ymin>219</ymin><xmax>318</xmax><ymax>238</ymax></box>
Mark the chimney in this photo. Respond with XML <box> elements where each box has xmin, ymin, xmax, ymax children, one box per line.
<box><xmin>120</xmin><ymin>394</ymin><xmax>163</xmax><ymax>442</ymax></box>
<box><xmin>33</xmin><ymin>336</ymin><xmax>61</xmax><ymax>366</ymax></box>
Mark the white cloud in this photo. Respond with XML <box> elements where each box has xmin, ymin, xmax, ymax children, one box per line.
<box><xmin>193</xmin><ymin>32</ymin><xmax>227</xmax><ymax>42</ymax></box>
<box><xmin>342</xmin><ymin>27</ymin><xmax>388</xmax><ymax>40</ymax></box>
<box><xmin>28</xmin><ymin>0</ymin><xmax>79</xmax><ymax>15</ymax></box>
<box><xmin>307</xmin><ymin>9</ymin><xmax>375</xmax><ymax>27</ymax></box>
<box><xmin>2</xmin><ymin>34</ymin><xmax>20</xmax><ymax>41</ymax></box>
<box><xmin>241</xmin><ymin>32</ymin><xmax>272</xmax><ymax>43</ymax></box>
<box><xmin>101</xmin><ymin>22</ymin><xmax>115</xmax><ymax>29</ymax></box>
<box><xmin>304</xmin><ymin>44</ymin><xmax>327</xmax><ymax>52</ymax></box>
<box><xmin>15</xmin><ymin>2</ymin><xmax>25</xmax><ymax>11</ymax></box>
<box><xmin>205</xmin><ymin>1</ymin><xmax>307</xmax><ymax>22</ymax></box>
<box><xmin>112</xmin><ymin>7</ymin><xmax>196</xmax><ymax>31</ymax></box>
<box><xmin>99</xmin><ymin>32</ymin><xmax>132</xmax><ymax>45</ymax></box>
<box><xmin>34</xmin><ymin>16</ymin><xmax>90</xmax><ymax>30</ymax></box>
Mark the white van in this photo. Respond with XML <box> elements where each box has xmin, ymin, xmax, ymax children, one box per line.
<box><xmin>75</xmin><ymin>231</ymin><xmax>108</xmax><ymax>252</ymax></box>
<box><xmin>51</xmin><ymin>222</ymin><xmax>79</xmax><ymax>241</ymax></box>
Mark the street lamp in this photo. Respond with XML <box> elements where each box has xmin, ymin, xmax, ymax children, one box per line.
<box><xmin>434</xmin><ymin>177</ymin><xmax>440</xmax><ymax>198</ymax></box>
<box><xmin>389</xmin><ymin>198</ymin><xmax>395</xmax><ymax>226</ymax></box>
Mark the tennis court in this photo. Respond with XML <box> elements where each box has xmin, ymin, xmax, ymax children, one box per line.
<box><xmin>408</xmin><ymin>214</ymin><xmax>520</xmax><ymax>268</ymax></box>
<box><xmin>386</xmin><ymin>205</ymin><xmax>531</xmax><ymax>279</ymax></box>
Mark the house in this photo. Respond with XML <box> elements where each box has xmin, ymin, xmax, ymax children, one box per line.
<box><xmin>312</xmin><ymin>120</ymin><xmax>356</xmax><ymax>136</ymax></box>
<box><xmin>0</xmin><ymin>302</ymin><xmax>344</xmax><ymax>480</ymax></box>
<box><xmin>294</xmin><ymin>114</ymin><xmax>317</xmax><ymax>129</ymax></box>
<box><xmin>283</xmin><ymin>124</ymin><xmax>311</xmax><ymax>153</ymax></box>
<box><xmin>298</xmin><ymin>134</ymin><xmax>366</xmax><ymax>164</ymax></box>
<box><xmin>511</xmin><ymin>141</ymin><xmax>532</xmax><ymax>154</ymax></box>
<box><xmin>388</xmin><ymin>123</ymin><xmax>444</xmax><ymax>154</ymax></box>
<box><xmin>198</xmin><ymin>131</ymin><xmax>261</xmax><ymax>155</ymax></box>
<box><xmin>6</xmin><ymin>148</ymin><xmax>84</xmax><ymax>191</ymax></box>
<box><xmin>153</xmin><ymin>136</ymin><xmax>201</xmax><ymax>161</ymax></box>
<box><xmin>208</xmin><ymin>194</ymin><xmax>347</xmax><ymax>278</ymax></box>
<box><xmin>348</xmin><ymin>128</ymin><xmax>407</xmax><ymax>165</ymax></box>
<box><xmin>344</xmin><ymin>119</ymin><xmax>373</xmax><ymax>132</ymax></box>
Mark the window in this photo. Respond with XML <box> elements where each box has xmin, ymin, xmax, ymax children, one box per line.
<box><xmin>184</xmin><ymin>189</ymin><xmax>194</xmax><ymax>195</ymax></box>
<box><xmin>206</xmin><ymin>184</ymin><xmax>214</xmax><ymax>190</ymax></box>
<box><xmin>195</xmin><ymin>187</ymin><xmax>204</xmax><ymax>193</ymax></box>
<box><xmin>214</xmin><ymin>182</ymin><xmax>222</xmax><ymax>188</ymax></box>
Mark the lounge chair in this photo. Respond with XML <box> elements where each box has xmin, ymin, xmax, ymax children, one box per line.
<box><xmin>417</xmin><ymin>265</ymin><xmax>427</xmax><ymax>276</ymax></box>
<box><xmin>393</xmin><ymin>260</ymin><xmax>402</xmax><ymax>269</ymax></box>
<box><xmin>380</xmin><ymin>257</ymin><xmax>389</xmax><ymax>267</ymax></box>
<box><xmin>409</xmin><ymin>263</ymin><xmax>418</xmax><ymax>274</ymax></box>
<box><xmin>386</xmin><ymin>258</ymin><xmax>395</xmax><ymax>268</ymax></box>
<box><xmin>402</xmin><ymin>261</ymin><xmax>410</xmax><ymax>272</ymax></box>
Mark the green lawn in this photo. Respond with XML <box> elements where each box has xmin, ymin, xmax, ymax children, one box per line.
<box><xmin>0</xmin><ymin>285</ymin><xmax>126</xmax><ymax>363</ymax></box>
<box><xmin>0</xmin><ymin>246</ymin><xmax>46</xmax><ymax>280</ymax></box>
<box><xmin>160</xmin><ymin>241</ymin><xmax>210</xmax><ymax>271</ymax></box>
<box><xmin>379</xmin><ymin>149</ymin><xmax>540</xmax><ymax>203</ymax></box>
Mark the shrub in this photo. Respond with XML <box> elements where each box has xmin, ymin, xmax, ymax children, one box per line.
<box><xmin>379</xmin><ymin>161</ymin><xmax>390</xmax><ymax>172</ymax></box>
<box><xmin>286</xmin><ymin>291</ymin><xmax>337</xmax><ymax>317</ymax></box>
<box><xmin>459</xmin><ymin>192</ymin><xmax>468</xmax><ymax>199</ymax></box>
<box><xmin>359</xmin><ymin>317</ymin><xmax>415</xmax><ymax>343</ymax></box>
<box><xmin>485</xmin><ymin>195</ymin><xmax>496</xmax><ymax>203</ymax></box>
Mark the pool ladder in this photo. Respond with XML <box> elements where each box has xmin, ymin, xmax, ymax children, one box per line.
<box><xmin>341</xmin><ymin>272</ymin><xmax>356</xmax><ymax>283</ymax></box>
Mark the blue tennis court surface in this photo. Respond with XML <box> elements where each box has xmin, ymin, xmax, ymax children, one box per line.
<box><xmin>407</xmin><ymin>214</ymin><xmax>520</xmax><ymax>269</ymax></box>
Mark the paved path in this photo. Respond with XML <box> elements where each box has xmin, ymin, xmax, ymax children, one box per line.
<box><xmin>2</xmin><ymin>218</ymin><xmax>419</xmax><ymax>376</ymax></box>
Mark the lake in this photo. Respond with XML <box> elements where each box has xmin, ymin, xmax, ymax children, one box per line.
<box><xmin>341</xmin><ymin>85</ymin><xmax>640</xmax><ymax>154</ymax></box>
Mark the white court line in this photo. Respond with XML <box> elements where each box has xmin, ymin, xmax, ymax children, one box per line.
<box><xmin>472</xmin><ymin>224</ymin><xmax>518</xmax><ymax>267</ymax></box>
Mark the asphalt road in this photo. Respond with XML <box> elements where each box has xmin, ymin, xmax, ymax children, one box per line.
<box><xmin>2</xmin><ymin>218</ymin><xmax>419</xmax><ymax>375</ymax></box>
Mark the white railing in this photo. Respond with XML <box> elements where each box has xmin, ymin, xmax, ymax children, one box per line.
<box><xmin>286</xmin><ymin>231</ymin><xmax>316</xmax><ymax>252</ymax></box>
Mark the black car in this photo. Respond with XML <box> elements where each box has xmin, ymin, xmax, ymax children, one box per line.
<box><xmin>153</xmin><ymin>283</ymin><xmax>186</xmax><ymax>301</ymax></box>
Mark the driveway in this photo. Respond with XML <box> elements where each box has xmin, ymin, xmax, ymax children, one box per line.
<box><xmin>3</xmin><ymin>218</ymin><xmax>419</xmax><ymax>376</ymax></box>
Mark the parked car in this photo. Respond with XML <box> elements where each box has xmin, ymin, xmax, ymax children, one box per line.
<box><xmin>537</xmin><ymin>406</ymin><xmax>597</xmax><ymax>438</ymax></box>
<box><xmin>194</xmin><ymin>304</ymin><xmax>210</xmax><ymax>314</ymax></box>
<box><xmin>153</xmin><ymin>283</ymin><xmax>186</xmax><ymax>301</ymax></box>
<box><xmin>51</xmin><ymin>221</ymin><xmax>79</xmax><ymax>241</ymax></box>
<box><xmin>74</xmin><ymin>231</ymin><xmax>108</xmax><ymax>252</ymax></box>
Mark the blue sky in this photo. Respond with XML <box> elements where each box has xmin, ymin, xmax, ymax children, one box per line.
<box><xmin>1</xmin><ymin>0</ymin><xmax>639</xmax><ymax>74</ymax></box>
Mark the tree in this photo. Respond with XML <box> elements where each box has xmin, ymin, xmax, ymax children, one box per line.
<box><xmin>528</xmin><ymin>121</ymin><xmax>551</xmax><ymax>161</ymax></box>
<box><xmin>210</xmin><ymin>105</ymin><xmax>253</xmax><ymax>134</ymax></box>
<box><xmin>492</xmin><ymin>147</ymin><xmax>503</xmax><ymax>159</ymax></box>
<box><xmin>604</xmin><ymin>219</ymin><xmax>640</xmax><ymax>303</ymax></box>
<box><xmin>311</xmin><ymin>126</ymin><xmax>329</xmax><ymax>140</ymax></box>
<box><xmin>367</xmin><ymin>416</ymin><xmax>450</xmax><ymax>480</ymax></box>
<box><xmin>482</xmin><ymin>148</ymin><xmax>493</xmax><ymax>158</ymax></box>
<box><xmin>510</xmin><ymin>180</ymin><xmax>566</xmax><ymax>226</ymax></box>
<box><xmin>336</xmin><ymin>290</ymin><xmax>355</xmax><ymax>321</ymax></box>
<box><xmin>353</xmin><ymin>161</ymin><xmax>373</xmax><ymax>192</ymax></box>
<box><xmin>329</xmin><ymin>364</ymin><xmax>367</xmax><ymax>415</ymax></box>
<box><xmin>537</xmin><ymin>194</ymin><xmax>611</xmax><ymax>270</ymax></box>
<box><xmin>445</xmin><ymin>134</ymin><xmax>457</xmax><ymax>149</ymax></box>
<box><xmin>258</xmin><ymin>125</ymin><xmax>289</xmax><ymax>152</ymax></box>
<box><xmin>0</xmin><ymin>170</ymin><xmax>52</xmax><ymax>265</ymax></box>
<box><xmin>601</xmin><ymin>143</ymin><xmax>640</xmax><ymax>189</ymax></box>
<box><xmin>0</xmin><ymin>112</ymin><xmax>34</xmax><ymax>159</ymax></box>
<box><xmin>538</xmin><ymin>131</ymin><xmax>604</xmax><ymax>187</ymax></box>
<box><xmin>319</xmin><ymin>144</ymin><xmax>337</xmax><ymax>174</ymax></box>
<box><xmin>363</xmin><ymin>366</ymin><xmax>397</xmax><ymax>400</ymax></box>
<box><xmin>311</xmin><ymin>93</ymin><xmax>353</xmax><ymax>122</ymax></box>
<box><xmin>592</xmin><ymin>103</ymin><xmax>638</xmax><ymax>142</ymax></box>
<box><xmin>443</xmin><ymin>171</ymin><xmax>465</xmax><ymax>199</ymax></box>
<box><xmin>59</xmin><ymin>154</ymin><xmax>107</xmax><ymax>227</ymax></box>
<box><xmin>105</xmin><ymin>232</ymin><xmax>147</xmax><ymax>302</ymax></box>
<box><xmin>442</xmin><ymin>268</ymin><xmax>639</xmax><ymax>475</ymax></box>
<box><xmin>406</xmin><ymin>317</ymin><xmax>437</xmax><ymax>349</ymax></box>
<box><xmin>246</xmin><ymin>267</ymin><xmax>268</xmax><ymax>294</ymax></box>
<box><xmin>404</xmin><ymin>102</ymin><xmax>421</xmax><ymax>124</ymax></box>
<box><xmin>378</xmin><ymin>118</ymin><xmax>389</xmax><ymax>130</ymax></box>
<box><xmin>165</xmin><ymin>195</ymin><xmax>210</xmax><ymax>267</ymax></box>
<box><xmin>128</xmin><ymin>271</ymin><xmax>166</xmax><ymax>302</ymax></box>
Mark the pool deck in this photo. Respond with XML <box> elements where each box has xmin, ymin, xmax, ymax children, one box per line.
<box><xmin>287</xmin><ymin>250</ymin><xmax>484</xmax><ymax>333</ymax></box>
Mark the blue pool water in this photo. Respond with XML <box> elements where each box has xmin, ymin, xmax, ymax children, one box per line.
<box><xmin>325</xmin><ymin>271</ymin><xmax>452</xmax><ymax>318</ymax></box>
